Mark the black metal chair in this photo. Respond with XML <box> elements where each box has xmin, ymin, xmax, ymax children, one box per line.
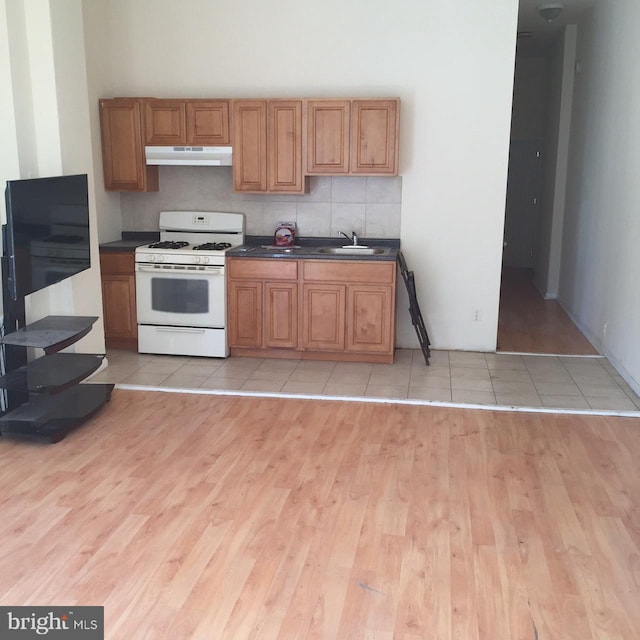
<box><xmin>397</xmin><ymin>251</ymin><xmax>431</xmax><ymax>365</ymax></box>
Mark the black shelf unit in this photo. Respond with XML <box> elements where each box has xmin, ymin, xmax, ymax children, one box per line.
<box><xmin>0</xmin><ymin>316</ymin><xmax>114</xmax><ymax>443</ymax></box>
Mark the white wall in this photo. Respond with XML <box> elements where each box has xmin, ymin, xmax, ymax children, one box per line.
<box><xmin>82</xmin><ymin>0</ymin><xmax>122</xmax><ymax>243</ymax></box>
<box><xmin>95</xmin><ymin>0</ymin><xmax>518</xmax><ymax>352</ymax></box>
<box><xmin>561</xmin><ymin>0</ymin><xmax>640</xmax><ymax>394</ymax></box>
<box><xmin>534</xmin><ymin>25</ymin><xmax>577</xmax><ymax>299</ymax></box>
<box><xmin>1</xmin><ymin>0</ymin><xmax>105</xmax><ymax>353</ymax></box>
<box><xmin>0</xmin><ymin>0</ymin><xmax>20</xmax><ymax>221</ymax></box>
<box><xmin>510</xmin><ymin>55</ymin><xmax>551</xmax><ymax>141</ymax></box>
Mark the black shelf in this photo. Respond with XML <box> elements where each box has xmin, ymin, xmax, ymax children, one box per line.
<box><xmin>0</xmin><ymin>384</ymin><xmax>114</xmax><ymax>443</ymax></box>
<box><xmin>0</xmin><ymin>315</ymin><xmax>113</xmax><ymax>443</ymax></box>
<box><xmin>0</xmin><ymin>315</ymin><xmax>98</xmax><ymax>354</ymax></box>
<box><xmin>0</xmin><ymin>353</ymin><xmax>105</xmax><ymax>394</ymax></box>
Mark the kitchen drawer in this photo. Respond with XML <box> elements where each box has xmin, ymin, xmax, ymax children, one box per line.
<box><xmin>100</xmin><ymin>251</ymin><xmax>135</xmax><ymax>275</ymax></box>
<box><xmin>227</xmin><ymin>258</ymin><xmax>298</xmax><ymax>280</ymax></box>
<box><xmin>303</xmin><ymin>260</ymin><xmax>395</xmax><ymax>284</ymax></box>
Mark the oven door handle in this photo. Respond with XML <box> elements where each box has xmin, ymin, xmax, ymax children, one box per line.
<box><xmin>153</xmin><ymin>327</ymin><xmax>209</xmax><ymax>334</ymax></box>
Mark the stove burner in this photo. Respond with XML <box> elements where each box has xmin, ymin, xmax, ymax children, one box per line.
<box><xmin>193</xmin><ymin>242</ymin><xmax>232</xmax><ymax>251</ymax></box>
<box><xmin>147</xmin><ymin>241</ymin><xmax>189</xmax><ymax>249</ymax></box>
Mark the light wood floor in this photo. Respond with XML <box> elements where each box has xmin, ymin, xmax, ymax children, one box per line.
<box><xmin>1</xmin><ymin>389</ymin><xmax>639</xmax><ymax>639</ymax></box>
<box><xmin>498</xmin><ymin>268</ymin><xmax>599</xmax><ymax>355</ymax></box>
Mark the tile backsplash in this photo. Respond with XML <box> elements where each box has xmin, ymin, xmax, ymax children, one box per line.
<box><xmin>120</xmin><ymin>167</ymin><xmax>402</xmax><ymax>238</ymax></box>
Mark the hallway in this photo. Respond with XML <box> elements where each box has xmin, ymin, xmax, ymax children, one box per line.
<box><xmin>497</xmin><ymin>268</ymin><xmax>598</xmax><ymax>355</ymax></box>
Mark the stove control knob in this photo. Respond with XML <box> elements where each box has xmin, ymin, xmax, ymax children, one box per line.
<box><xmin>202</xmin><ymin>256</ymin><xmax>210</xmax><ymax>264</ymax></box>
<box><xmin>194</xmin><ymin>256</ymin><xmax>201</xmax><ymax>264</ymax></box>
<box><xmin>157</xmin><ymin>255</ymin><xmax>164</xmax><ymax>263</ymax></box>
<box><xmin>148</xmin><ymin>254</ymin><xmax>155</xmax><ymax>262</ymax></box>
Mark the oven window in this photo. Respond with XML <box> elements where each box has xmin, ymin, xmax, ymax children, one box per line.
<box><xmin>151</xmin><ymin>277</ymin><xmax>210</xmax><ymax>314</ymax></box>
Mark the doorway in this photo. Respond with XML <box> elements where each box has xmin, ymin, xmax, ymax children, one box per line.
<box><xmin>498</xmin><ymin>28</ymin><xmax>596</xmax><ymax>356</ymax></box>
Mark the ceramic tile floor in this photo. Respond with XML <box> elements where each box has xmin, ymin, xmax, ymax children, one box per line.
<box><xmin>90</xmin><ymin>348</ymin><xmax>640</xmax><ymax>415</ymax></box>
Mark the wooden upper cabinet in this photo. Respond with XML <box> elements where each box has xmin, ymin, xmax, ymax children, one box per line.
<box><xmin>99</xmin><ymin>98</ymin><xmax>158</xmax><ymax>192</ymax></box>
<box><xmin>233</xmin><ymin>99</ymin><xmax>305</xmax><ymax>193</ymax></box>
<box><xmin>306</xmin><ymin>100</ymin><xmax>350</xmax><ymax>174</ymax></box>
<box><xmin>145</xmin><ymin>99</ymin><xmax>231</xmax><ymax>146</ymax></box>
<box><xmin>233</xmin><ymin>100</ymin><xmax>268</xmax><ymax>192</ymax></box>
<box><xmin>186</xmin><ymin>100</ymin><xmax>231</xmax><ymax>145</ymax></box>
<box><xmin>306</xmin><ymin>98</ymin><xmax>400</xmax><ymax>176</ymax></box>
<box><xmin>350</xmin><ymin>99</ymin><xmax>399</xmax><ymax>175</ymax></box>
<box><xmin>268</xmin><ymin>100</ymin><xmax>304</xmax><ymax>192</ymax></box>
<box><xmin>144</xmin><ymin>100</ymin><xmax>186</xmax><ymax>145</ymax></box>
<box><xmin>99</xmin><ymin>95</ymin><xmax>399</xmax><ymax>192</ymax></box>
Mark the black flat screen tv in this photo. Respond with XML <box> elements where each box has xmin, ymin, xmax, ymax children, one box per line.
<box><xmin>3</xmin><ymin>174</ymin><xmax>90</xmax><ymax>302</ymax></box>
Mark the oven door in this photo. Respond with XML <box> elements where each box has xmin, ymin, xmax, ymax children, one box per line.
<box><xmin>135</xmin><ymin>263</ymin><xmax>226</xmax><ymax>328</ymax></box>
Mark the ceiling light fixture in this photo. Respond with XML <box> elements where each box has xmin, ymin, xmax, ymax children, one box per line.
<box><xmin>537</xmin><ymin>3</ymin><xmax>564</xmax><ymax>22</ymax></box>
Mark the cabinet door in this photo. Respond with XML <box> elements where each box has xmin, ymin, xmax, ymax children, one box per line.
<box><xmin>100</xmin><ymin>251</ymin><xmax>138</xmax><ymax>349</ymax></box>
<box><xmin>100</xmin><ymin>250</ymin><xmax>135</xmax><ymax>276</ymax></box>
<box><xmin>228</xmin><ymin>280</ymin><xmax>263</xmax><ymax>348</ymax></box>
<box><xmin>350</xmin><ymin>99</ymin><xmax>399</xmax><ymax>175</ymax></box>
<box><xmin>233</xmin><ymin>100</ymin><xmax>268</xmax><ymax>192</ymax></box>
<box><xmin>346</xmin><ymin>285</ymin><xmax>394</xmax><ymax>353</ymax></box>
<box><xmin>99</xmin><ymin>99</ymin><xmax>158</xmax><ymax>192</ymax></box>
<box><xmin>302</xmin><ymin>283</ymin><xmax>346</xmax><ymax>351</ymax></box>
<box><xmin>306</xmin><ymin>100</ymin><xmax>350</xmax><ymax>174</ymax></box>
<box><xmin>101</xmin><ymin>275</ymin><xmax>137</xmax><ymax>342</ymax></box>
<box><xmin>144</xmin><ymin>100</ymin><xmax>186</xmax><ymax>145</ymax></box>
<box><xmin>186</xmin><ymin>100</ymin><xmax>231</xmax><ymax>145</ymax></box>
<box><xmin>264</xmin><ymin>282</ymin><xmax>298</xmax><ymax>348</ymax></box>
<box><xmin>268</xmin><ymin>100</ymin><xmax>304</xmax><ymax>192</ymax></box>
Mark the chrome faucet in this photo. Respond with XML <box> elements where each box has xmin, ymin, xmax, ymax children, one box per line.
<box><xmin>339</xmin><ymin>230</ymin><xmax>359</xmax><ymax>245</ymax></box>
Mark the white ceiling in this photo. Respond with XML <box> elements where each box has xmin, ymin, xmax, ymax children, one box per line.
<box><xmin>517</xmin><ymin>0</ymin><xmax>594</xmax><ymax>53</ymax></box>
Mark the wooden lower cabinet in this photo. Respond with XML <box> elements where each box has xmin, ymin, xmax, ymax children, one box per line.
<box><xmin>227</xmin><ymin>280</ymin><xmax>262</xmax><ymax>348</ymax></box>
<box><xmin>227</xmin><ymin>257</ymin><xmax>395</xmax><ymax>363</ymax></box>
<box><xmin>99</xmin><ymin>251</ymin><xmax>138</xmax><ymax>350</ymax></box>
<box><xmin>227</xmin><ymin>259</ymin><xmax>298</xmax><ymax>351</ymax></box>
<box><xmin>264</xmin><ymin>282</ymin><xmax>298</xmax><ymax>348</ymax></box>
<box><xmin>301</xmin><ymin>284</ymin><xmax>346</xmax><ymax>351</ymax></box>
<box><xmin>347</xmin><ymin>285</ymin><xmax>394</xmax><ymax>353</ymax></box>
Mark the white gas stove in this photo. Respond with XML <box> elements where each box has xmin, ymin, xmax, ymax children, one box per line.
<box><xmin>135</xmin><ymin>211</ymin><xmax>245</xmax><ymax>265</ymax></box>
<box><xmin>134</xmin><ymin>211</ymin><xmax>245</xmax><ymax>358</ymax></box>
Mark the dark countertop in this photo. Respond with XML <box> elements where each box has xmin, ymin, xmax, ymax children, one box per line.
<box><xmin>99</xmin><ymin>232</ymin><xmax>158</xmax><ymax>252</ymax></box>
<box><xmin>227</xmin><ymin>236</ymin><xmax>400</xmax><ymax>261</ymax></box>
<box><xmin>99</xmin><ymin>234</ymin><xmax>400</xmax><ymax>261</ymax></box>
<box><xmin>99</xmin><ymin>239</ymin><xmax>149</xmax><ymax>251</ymax></box>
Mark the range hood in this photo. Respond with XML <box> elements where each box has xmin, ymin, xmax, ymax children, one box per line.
<box><xmin>145</xmin><ymin>146</ymin><xmax>232</xmax><ymax>166</ymax></box>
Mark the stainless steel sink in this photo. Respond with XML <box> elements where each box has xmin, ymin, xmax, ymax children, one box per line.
<box><xmin>316</xmin><ymin>246</ymin><xmax>386</xmax><ymax>256</ymax></box>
